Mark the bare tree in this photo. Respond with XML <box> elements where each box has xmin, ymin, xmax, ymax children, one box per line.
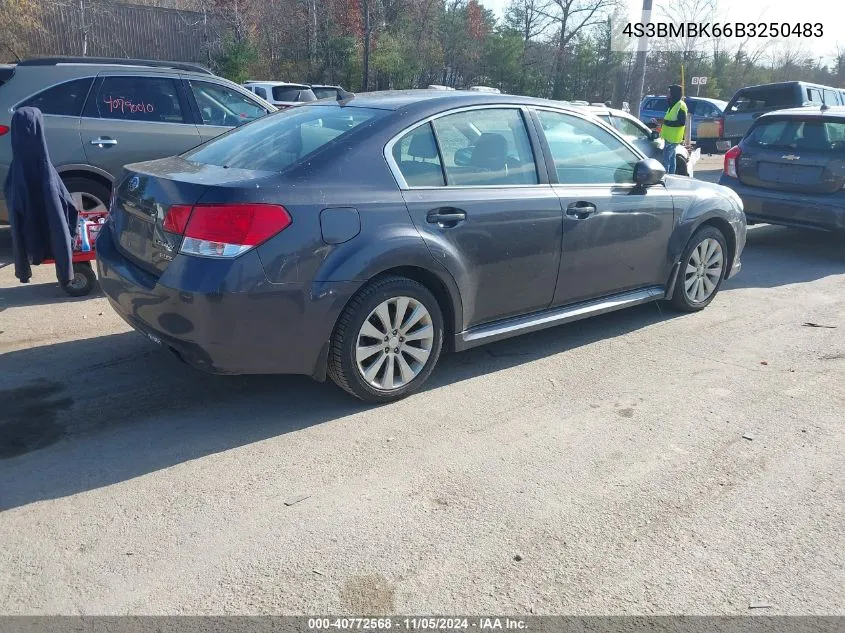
<box><xmin>541</xmin><ymin>0</ymin><xmax>617</xmax><ymax>99</ymax></box>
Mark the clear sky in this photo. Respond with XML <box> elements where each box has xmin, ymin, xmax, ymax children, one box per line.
<box><xmin>478</xmin><ymin>0</ymin><xmax>843</xmax><ymax>60</ymax></box>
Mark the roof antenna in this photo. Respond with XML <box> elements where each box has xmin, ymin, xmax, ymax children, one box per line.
<box><xmin>337</xmin><ymin>87</ymin><xmax>355</xmax><ymax>106</ymax></box>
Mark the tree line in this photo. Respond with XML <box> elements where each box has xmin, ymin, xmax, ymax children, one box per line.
<box><xmin>2</xmin><ymin>0</ymin><xmax>844</xmax><ymax>107</ymax></box>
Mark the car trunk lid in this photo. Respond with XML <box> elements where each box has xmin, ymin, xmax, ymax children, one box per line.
<box><xmin>109</xmin><ymin>156</ymin><xmax>273</xmax><ymax>276</ymax></box>
<box><xmin>737</xmin><ymin>116</ymin><xmax>845</xmax><ymax>194</ymax></box>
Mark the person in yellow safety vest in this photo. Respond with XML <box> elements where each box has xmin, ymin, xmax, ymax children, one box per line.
<box><xmin>654</xmin><ymin>84</ymin><xmax>687</xmax><ymax>174</ymax></box>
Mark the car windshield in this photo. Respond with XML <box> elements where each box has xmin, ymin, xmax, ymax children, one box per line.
<box><xmin>272</xmin><ymin>86</ymin><xmax>317</xmax><ymax>102</ymax></box>
<box><xmin>184</xmin><ymin>105</ymin><xmax>384</xmax><ymax>171</ymax></box>
<box><xmin>746</xmin><ymin>118</ymin><xmax>845</xmax><ymax>153</ymax></box>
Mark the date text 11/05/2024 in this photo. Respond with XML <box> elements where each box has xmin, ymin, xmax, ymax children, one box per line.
<box><xmin>307</xmin><ymin>618</ymin><xmax>527</xmax><ymax>630</ymax></box>
<box><xmin>622</xmin><ymin>22</ymin><xmax>823</xmax><ymax>39</ymax></box>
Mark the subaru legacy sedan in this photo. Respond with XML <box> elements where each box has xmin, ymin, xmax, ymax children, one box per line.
<box><xmin>97</xmin><ymin>91</ymin><xmax>746</xmax><ymax>402</ymax></box>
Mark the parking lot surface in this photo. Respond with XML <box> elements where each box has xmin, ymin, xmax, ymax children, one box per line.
<box><xmin>1</xmin><ymin>158</ymin><xmax>843</xmax><ymax>614</ymax></box>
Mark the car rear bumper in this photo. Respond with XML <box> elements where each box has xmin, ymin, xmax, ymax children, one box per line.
<box><xmin>718</xmin><ymin>175</ymin><xmax>845</xmax><ymax>232</ymax></box>
<box><xmin>96</xmin><ymin>222</ymin><xmax>357</xmax><ymax>377</ymax></box>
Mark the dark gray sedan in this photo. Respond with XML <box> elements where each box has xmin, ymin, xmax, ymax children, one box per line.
<box><xmin>97</xmin><ymin>91</ymin><xmax>746</xmax><ymax>402</ymax></box>
<box><xmin>719</xmin><ymin>106</ymin><xmax>845</xmax><ymax>232</ymax></box>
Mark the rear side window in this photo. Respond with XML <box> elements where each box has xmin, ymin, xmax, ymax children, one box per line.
<box><xmin>190</xmin><ymin>81</ymin><xmax>267</xmax><ymax>126</ymax></box>
<box><xmin>272</xmin><ymin>86</ymin><xmax>317</xmax><ymax>103</ymax></box>
<box><xmin>823</xmin><ymin>89</ymin><xmax>839</xmax><ymax>106</ymax></box>
<box><xmin>252</xmin><ymin>86</ymin><xmax>268</xmax><ymax>100</ymax></box>
<box><xmin>94</xmin><ymin>76</ymin><xmax>186</xmax><ymax>123</ymax></box>
<box><xmin>432</xmin><ymin>108</ymin><xmax>538</xmax><ymax>186</ymax></box>
<box><xmin>746</xmin><ymin>118</ymin><xmax>845</xmax><ymax>153</ymax></box>
<box><xmin>728</xmin><ymin>86</ymin><xmax>796</xmax><ymax>112</ymax></box>
<box><xmin>19</xmin><ymin>78</ymin><xmax>93</xmax><ymax>116</ymax></box>
<box><xmin>392</xmin><ymin>124</ymin><xmax>445</xmax><ymax>187</ymax></box>
<box><xmin>185</xmin><ymin>105</ymin><xmax>384</xmax><ymax>171</ymax></box>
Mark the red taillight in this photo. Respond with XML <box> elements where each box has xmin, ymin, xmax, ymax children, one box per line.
<box><xmin>175</xmin><ymin>203</ymin><xmax>291</xmax><ymax>258</ymax></box>
<box><xmin>162</xmin><ymin>204</ymin><xmax>193</xmax><ymax>234</ymax></box>
<box><xmin>0</xmin><ymin>124</ymin><xmax>9</xmax><ymax>136</ymax></box>
<box><xmin>716</xmin><ymin>117</ymin><xmax>724</xmax><ymax>139</ymax></box>
<box><xmin>724</xmin><ymin>145</ymin><xmax>741</xmax><ymax>178</ymax></box>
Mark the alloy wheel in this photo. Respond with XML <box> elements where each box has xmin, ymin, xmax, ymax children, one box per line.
<box><xmin>684</xmin><ymin>237</ymin><xmax>724</xmax><ymax>304</ymax></box>
<box><xmin>355</xmin><ymin>296</ymin><xmax>435</xmax><ymax>391</ymax></box>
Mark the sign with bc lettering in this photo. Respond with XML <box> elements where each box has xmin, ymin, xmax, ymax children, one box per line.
<box><xmin>691</xmin><ymin>77</ymin><xmax>708</xmax><ymax>85</ymax></box>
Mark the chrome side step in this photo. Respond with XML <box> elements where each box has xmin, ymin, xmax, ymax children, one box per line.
<box><xmin>455</xmin><ymin>287</ymin><xmax>665</xmax><ymax>351</ymax></box>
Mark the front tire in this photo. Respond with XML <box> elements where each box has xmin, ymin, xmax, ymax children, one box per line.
<box><xmin>670</xmin><ymin>226</ymin><xmax>728</xmax><ymax>312</ymax></box>
<box><xmin>328</xmin><ymin>276</ymin><xmax>444</xmax><ymax>403</ymax></box>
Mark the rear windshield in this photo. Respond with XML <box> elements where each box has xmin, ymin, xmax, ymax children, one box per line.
<box><xmin>746</xmin><ymin>118</ymin><xmax>845</xmax><ymax>153</ymax></box>
<box><xmin>728</xmin><ymin>86</ymin><xmax>796</xmax><ymax>112</ymax></box>
<box><xmin>272</xmin><ymin>86</ymin><xmax>317</xmax><ymax>102</ymax></box>
<box><xmin>312</xmin><ymin>87</ymin><xmax>339</xmax><ymax>100</ymax></box>
<box><xmin>644</xmin><ymin>97</ymin><xmax>667</xmax><ymax>111</ymax></box>
<box><xmin>185</xmin><ymin>105</ymin><xmax>385</xmax><ymax>171</ymax></box>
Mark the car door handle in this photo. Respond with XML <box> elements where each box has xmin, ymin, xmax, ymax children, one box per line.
<box><xmin>426</xmin><ymin>208</ymin><xmax>466</xmax><ymax>227</ymax></box>
<box><xmin>565</xmin><ymin>202</ymin><xmax>596</xmax><ymax>219</ymax></box>
<box><xmin>90</xmin><ymin>137</ymin><xmax>117</xmax><ymax>147</ymax></box>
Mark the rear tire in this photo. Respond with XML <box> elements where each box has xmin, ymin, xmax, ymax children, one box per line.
<box><xmin>62</xmin><ymin>176</ymin><xmax>111</xmax><ymax>214</ymax></box>
<box><xmin>669</xmin><ymin>226</ymin><xmax>728</xmax><ymax>312</ymax></box>
<box><xmin>328</xmin><ymin>276</ymin><xmax>444</xmax><ymax>403</ymax></box>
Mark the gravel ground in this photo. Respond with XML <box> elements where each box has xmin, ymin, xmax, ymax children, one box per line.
<box><xmin>0</xmin><ymin>158</ymin><xmax>843</xmax><ymax>614</ymax></box>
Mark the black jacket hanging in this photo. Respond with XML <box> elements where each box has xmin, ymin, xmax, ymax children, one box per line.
<box><xmin>3</xmin><ymin>107</ymin><xmax>78</xmax><ymax>285</ymax></box>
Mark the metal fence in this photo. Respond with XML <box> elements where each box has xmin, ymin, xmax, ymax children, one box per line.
<box><xmin>25</xmin><ymin>2</ymin><xmax>210</xmax><ymax>64</ymax></box>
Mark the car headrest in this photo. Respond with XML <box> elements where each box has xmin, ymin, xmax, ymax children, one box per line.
<box><xmin>470</xmin><ymin>133</ymin><xmax>508</xmax><ymax>170</ymax></box>
<box><xmin>408</xmin><ymin>130</ymin><xmax>439</xmax><ymax>159</ymax></box>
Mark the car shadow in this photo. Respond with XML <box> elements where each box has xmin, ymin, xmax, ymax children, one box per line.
<box><xmin>0</xmin><ymin>280</ymin><xmax>104</xmax><ymax>310</ymax></box>
<box><xmin>0</xmin><ymin>301</ymin><xmax>678</xmax><ymax>511</ymax></box>
<box><xmin>722</xmin><ymin>224</ymin><xmax>845</xmax><ymax>291</ymax></box>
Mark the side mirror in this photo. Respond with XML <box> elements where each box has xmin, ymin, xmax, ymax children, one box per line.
<box><xmin>454</xmin><ymin>147</ymin><xmax>473</xmax><ymax>167</ymax></box>
<box><xmin>634</xmin><ymin>158</ymin><xmax>665</xmax><ymax>186</ymax></box>
<box><xmin>650</xmin><ymin>130</ymin><xmax>660</xmax><ymax>140</ymax></box>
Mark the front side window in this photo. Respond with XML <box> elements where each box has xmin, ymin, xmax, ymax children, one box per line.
<box><xmin>19</xmin><ymin>78</ymin><xmax>93</xmax><ymax>116</ymax></box>
<box><xmin>392</xmin><ymin>123</ymin><xmax>445</xmax><ymax>187</ymax></box>
<box><xmin>537</xmin><ymin>110</ymin><xmax>639</xmax><ymax>184</ymax></box>
<box><xmin>185</xmin><ymin>105</ymin><xmax>384</xmax><ymax>171</ymax></box>
<box><xmin>253</xmin><ymin>86</ymin><xmax>268</xmax><ymax>100</ymax></box>
<box><xmin>190</xmin><ymin>81</ymin><xmax>267</xmax><ymax>126</ymax></box>
<box><xmin>95</xmin><ymin>76</ymin><xmax>186</xmax><ymax>123</ymax></box>
<box><xmin>431</xmin><ymin>108</ymin><xmax>538</xmax><ymax>186</ymax></box>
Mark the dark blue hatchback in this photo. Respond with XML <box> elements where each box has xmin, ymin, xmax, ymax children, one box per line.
<box><xmin>98</xmin><ymin>91</ymin><xmax>745</xmax><ymax>402</ymax></box>
<box><xmin>719</xmin><ymin>107</ymin><xmax>845</xmax><ymax>232</ymax></box>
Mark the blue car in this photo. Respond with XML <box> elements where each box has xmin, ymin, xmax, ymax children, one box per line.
<box><xmin>640</xmin><ymin>95</ymin><xmax>727</xmax><ymax>152</ymax></box>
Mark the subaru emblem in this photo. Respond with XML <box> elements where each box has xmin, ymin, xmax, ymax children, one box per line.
<box><xmin>128</xmin><ymin>176</ymin><xmax>140</xmax><ymax>191</ymax></box>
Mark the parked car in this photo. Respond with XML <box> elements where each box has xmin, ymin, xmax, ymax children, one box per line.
<box><xmin>640</xmin><ymin>95</ymin><xmax>727</xmax><ymax>152</ymax></box>
<box><xmin>581</xmin><ymin>104</ymin><xmax>693</xmax><ymax>176</ymax></box>
<box><xmin>0</xmin><ymin>57</ymin><xmax>274</xmax><ymax>223</ymax></box>
<box><xmin>720</xmin><ymin>81</ymin><xmax>845</xmax><ymax>151</ymax></box>
<box><xmin>719</xmin><ymin>106</ymin><xmax>845</xmax><ymax>232</ymax></box>
<box><xmin>468</xmin><ymin>86</ymin><xmax>501</xmax><ymax>93</ymax></box>
<box><xmin>311</xmin><ymin>84</ymin><xmax>345</xmax><ymax>100</ymax></box>
<box><xmin>97</xmin><ymin>91</ymin><xmax>745</xmax><ymax>402</ymax></box>
<box><xmin>243</xmin><ymin>81</ymin><xmax>317</xmax><ymax>109</ymax></box>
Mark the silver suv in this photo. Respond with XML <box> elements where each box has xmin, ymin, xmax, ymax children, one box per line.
<box><xmin>1</xmin><ymin>57</ymin><xmax>275</xmax><ymax>222</ymax></box>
